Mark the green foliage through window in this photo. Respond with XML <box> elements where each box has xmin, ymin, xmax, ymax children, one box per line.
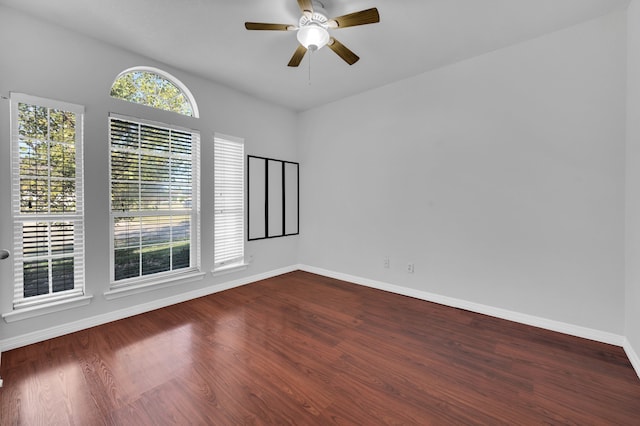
<box><xmin>111</xmin><ymin>70</ymin><xmax>195</xmax><ymax>117</ymax></box>
<box><xmin>18</xmin><ymin>103</ymin><xmax>77</xmax><ymax>214</ymax></box>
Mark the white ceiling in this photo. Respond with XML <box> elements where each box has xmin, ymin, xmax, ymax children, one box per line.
<box><xmin>0</xmin><ymin>0</ymin><xmax>628</xmax><ymax>111</ymax></box>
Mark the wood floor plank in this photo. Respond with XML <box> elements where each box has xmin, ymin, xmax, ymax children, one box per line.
<box><xmin>1</xmin><ymin>270</ymin><xmax>639</xmax><ymax>425</ymax></box>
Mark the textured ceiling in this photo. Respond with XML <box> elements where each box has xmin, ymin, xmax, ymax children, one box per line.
<box><xmin>0</xmin><ymin>0</ymin><xmax>628</xmax><ymax>111</ymax></box>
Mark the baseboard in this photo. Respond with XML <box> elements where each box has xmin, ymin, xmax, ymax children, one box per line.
<box><xmin>297</xmin><ymin>264</ymin><xmax>626</xmax><ymax>347</ymax></box>
<box><xmin>623</xmin><ymin>338</ymin><xmax>640</xmax><ymax>380</ymax></box>
<box><xmin>0</xmin><ymin>265</ymin><xmax>297</xmax><ymax>352</ymax></box>
<box><xmin>2</xmin><ymin>262</ymin><xmax>633</xmax><ymax>377</ymax></box>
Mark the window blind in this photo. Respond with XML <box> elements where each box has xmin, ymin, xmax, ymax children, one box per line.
<box><xmin>214</xmin><ymin>135</ymin><xmax>245</xmax><ymax>269</ymax></box>
<box><xmin>109</xmin><ymin>114</ymin><xmax>200</xmax><ymax>284</ymax></box>
<box><xmin>10</xmin><ymin>93</ymin><xmax>85</xmax><ymax>308</ymax></box>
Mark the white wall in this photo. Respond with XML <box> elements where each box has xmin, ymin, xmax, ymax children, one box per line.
<box><xmin>0</xmin><ymin>5</ymin><xmax>299</xmax><ymax>345</ymax></box>
<box><xmin>299</xmin><ymin>9</ymin><xmax>627</xmax><ymax>334</ymax></box>
<box><xmin>626</xmin><ymin>0</ymin><xmax>640</xmax><ymax>370</ymax></box>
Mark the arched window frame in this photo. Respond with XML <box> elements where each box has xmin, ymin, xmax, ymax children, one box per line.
<box><xmin>110</xmin><ymin>66</ymin><xmax>199</xmax><ymax>118</ymax></box>
<box><xmin>106</xmin><ymin>66</ymin><xmax>203</xmax><ymax>298</ymax></box>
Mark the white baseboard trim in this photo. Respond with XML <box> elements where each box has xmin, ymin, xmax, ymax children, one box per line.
<box><xmin>3</xmin><ymin>263</ymin><xmax>637</xmax><ymax>381</ymax></box>
<box><xmin>297</xmin><ymin>264</ymin><xmax>626</xmax><ymax>347</ymax></box>
<box><xmin>623</xmin><ymin>338</ymin><xmax>640</xmax><ymax>380</ymax></box>
<box><xmin>0</xmin><ymin>265</ymin><xmax>297</xmax><ymax>352</ymax></box>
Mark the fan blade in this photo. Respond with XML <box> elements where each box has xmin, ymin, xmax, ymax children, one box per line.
<box><xmin>288</xmin><ymin>44</ymin><xmax>308</xmax><ymax>67</ymax></box>
<box><xmin>245</xmin><ymin>22</ymin><xmax>294</xmax><ymax>31</ymax></box>
<box><xmin>297</xmin><ymin>0</ymin><xmax>314</xmax><ymax>16</ymax></box>
<box><xmin>328</xmin><ymin>8</ymin><xmax>380</xmax><ymax>29</ymax></box>
<box><xmin>328</xmin><ymin>37</ymin><xmax>359</xmax><ymax>65</ymax></box>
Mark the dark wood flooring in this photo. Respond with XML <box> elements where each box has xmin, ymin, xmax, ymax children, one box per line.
<box><xmin>1</xmin><ymin>271</ymin><xmax>640</xmax><ymax>425</ymax></box>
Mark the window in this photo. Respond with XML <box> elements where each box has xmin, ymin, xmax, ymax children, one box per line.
<box><xmin>110</xmin><ymin>67</ymin><xmax>199</xmax><ymax>117</ymax></box>
<box><xmin>109</xmin><ymin>115</ymin><xmax>200</xmax><ymax>287</ymax></box>
<box><xmin>214</xmin><ymin>134</ymin><xmax>245</xmax><ymax>271</ymax></box>
<box><xmin>10</xmin><ymin>93</ymin><xmax>86</xmax><ymax>309</ymax></box>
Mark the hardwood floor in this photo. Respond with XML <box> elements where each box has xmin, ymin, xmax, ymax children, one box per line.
<box><xmin>1</xmin><ymin>270</ymin><xmax>639</xmax><ymax>425</ymax></box>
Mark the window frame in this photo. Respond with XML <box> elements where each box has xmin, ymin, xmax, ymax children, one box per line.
<box><xmin>107</xmin><ymin>113</ymin><xmax>202</xmax><ymax>292</ymax></box>
<box><xmin>213</xmin><ymin>133</ymin><xmax>246</xmax><ymax>274</ymax></box>
<box><xmin>7</xmin><ymin>93</ymin><xmax>90</xmax><ymax>316</ymax></box>
<box><xmin>110</xmin><ymin>66</ymin><xmax>199</xmax><ymax>118</ymax></box>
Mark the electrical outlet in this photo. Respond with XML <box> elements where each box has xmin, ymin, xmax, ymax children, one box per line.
<box><xmin>384</xmin><ymin>257</ymin><xmax>390</xmax><ymax>269</ymax></box>
<box><xmin>407</xmin><ymin>263</ymin><xmax>414</xmax><ymax>273</ymax></box>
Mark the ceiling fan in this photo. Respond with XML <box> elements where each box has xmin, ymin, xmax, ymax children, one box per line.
<box><xmin>245</xmin><ymin>0</ymin><xmax>380</xmax><ymax>67</ymax></box>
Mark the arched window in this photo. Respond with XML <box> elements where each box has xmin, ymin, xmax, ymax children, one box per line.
<box><xmin>110</xmin><ymin>67</ymin><xmax>199</xmax><ymax>117</ymax></box>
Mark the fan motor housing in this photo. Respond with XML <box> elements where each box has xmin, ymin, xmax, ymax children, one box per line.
<box><xmin>297</xmin><ymin>4</ymin><xmax>330</xmax><ymax>51</ymax></box>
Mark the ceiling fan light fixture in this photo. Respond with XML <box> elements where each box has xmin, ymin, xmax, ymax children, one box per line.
<box><xmin>297</xmin><ymin>23</ymin><xmax>329</xmax><ymax>51</ymax></box>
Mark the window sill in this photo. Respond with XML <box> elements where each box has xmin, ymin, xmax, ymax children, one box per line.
<box><xmin>3</xmin><ymin>295</ymin><xmax>93</xmax><ymax>323</ymax></box>
<box><xmin>104</xmin><ymin>270</ymin><xmax>206</xmax><ymax>300</ymax></box>
<box><xmin>212</xmin><ymin>262</ymin><xmax>249</xmax><ymax>277</ymax></box>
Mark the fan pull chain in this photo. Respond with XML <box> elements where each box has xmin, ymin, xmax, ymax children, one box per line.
<box><xmin>308</xmin><ymin>50</ymin><xmax>312</xmax><ymax>86</ymax></box>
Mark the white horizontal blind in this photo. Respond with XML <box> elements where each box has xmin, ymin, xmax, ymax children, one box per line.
<box><xmin>214</xmin><ymin>134</ymin><xmax>245</xmax><ymax>268</ymax></box>
<box><xmin>109</xmin><ymin>115</ymin><xmax>200</xmax><ymax>284</ymax></box>
<box><xmin>10</xmin><ymin>93</ymin><xmax>85</xmax><ymax>308</ymax></box>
